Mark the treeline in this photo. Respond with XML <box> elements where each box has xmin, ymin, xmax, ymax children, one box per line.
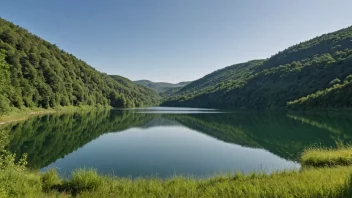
<box><xmin>287</xmin><ymin>75</ymin><xmax>352</xmax><ymax>109</ymax></box>
<box><xmin>163</xmin><ymin>26</ymin><xmax>352</xmax><ymax>110</ymax></box>
<box><xmin>134</xmin><ymin>80</ymin><xmax>191</xmax><ymax>94</ymax></box>
<box><xmin>0</xmin><ymin>18</ymin><xmax>160</xmax><ymax>114</ymax></box>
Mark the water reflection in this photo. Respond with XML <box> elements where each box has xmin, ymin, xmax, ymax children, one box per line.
<box><xmin>3</xmin><ymin>109</ymin><xmax>352</xmax><ymax>178</ymax></box>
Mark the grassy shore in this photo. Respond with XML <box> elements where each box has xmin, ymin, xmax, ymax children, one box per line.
<box><xmin>49</xmin><ymin>166</ymin><xmax>352</xmax><ymax>198</ymax></box>
<box><xmin>1</xmin><ymin>163</ymin><xmax>351</xmax><ymax>198</ymax></box>
<box><xmin>301</xmin><ymin>143</ymin><xmax>352</xmax><ymax>167</ymax></box>
<box><xmin>1</xmin><ymin>136</ymin><xmax>352</xmax><ymax>198</ymax></box>
<box><xmin>0</xmin><ymin>105</ymin><xmax>110</xmax><ymax>125</ymax></box>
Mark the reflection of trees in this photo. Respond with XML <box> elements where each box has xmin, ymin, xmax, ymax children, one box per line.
<box><xmin>166</xmin><ymin>112</ymin><xmax>352</xmax><ymax>160</ymax></box>
<box><xmin>287</xmin><ymin>112</ymin><xmax>352</xmax><ymax>139</ymax></box>
<box><xmin>4</xmin><ymin>110</ymin><xmax>155</xmax><ymax>168</ymax></box>
<box><xmin>4</xmin><ymin>110</ymin><xmax>352</xmax><ymax>168</ymax></box>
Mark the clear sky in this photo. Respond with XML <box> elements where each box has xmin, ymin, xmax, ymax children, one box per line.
<box><xmin>1</xmin><ymin>0</ymin><xmax>352</xmax><ymax>83</ymax></box>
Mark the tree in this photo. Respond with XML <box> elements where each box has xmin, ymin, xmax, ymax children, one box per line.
<box><xmin>0</xmin><ymin>50</ymin><xmax>11</xmax><ymax>113</ymax></box>
<box><xmin>329</xmin><ymin>78</ymin><xmax>341</xmax><ymax>85</ymax></box>
<box><xmin>0</xmin><ymin>50</ymin><xmax>10</xmax><ymax>94</ymax></box>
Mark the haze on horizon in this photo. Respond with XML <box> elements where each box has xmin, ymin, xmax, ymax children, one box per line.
<box><xmin>1</xmin><ymin>0</ymin><xmax>352</xmax><ymax>83</ymax></box>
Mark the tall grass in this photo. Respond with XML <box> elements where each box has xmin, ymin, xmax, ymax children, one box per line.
<box><xmin>1</xmin><ymin>163</ymin><xmax>352</xmax><ymax>198</ymax></box>
<box><xmin>65</xmin><ymin>168</ymin><xmax>104</xmax><ymax>195</ymax></box>
<box><xmin>41</xmin><ymin>169</ymin><xmax>62</xmax><ymax>192</ymax></box>
<box><xmin>38</xmin><ymin>167</ymin><xmax>351</xmax><ymax>198</ymax></box>
<box><xmin>301</xmin><ymin>142</ymin><xmax>352</xmax><ymax>167</ymax></box>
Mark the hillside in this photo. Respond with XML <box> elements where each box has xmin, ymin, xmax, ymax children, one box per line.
<box><xmin>0</xmin><ymin>18</ymin><xmax>160</xmax><ymax>114</ymax></box>
<box><xmin>163</xmin><ymin>26</ymin><xmax>352</xmax><ymax>109</ymax></box>
<box><xmin>134</xmin><ymin>80</ymin><xmax>190</xmax><ymax>93</ymax></box>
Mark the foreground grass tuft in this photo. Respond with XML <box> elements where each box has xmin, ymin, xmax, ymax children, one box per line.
<box><xmin>301</xmin><ymin>145</ymin><xmax>352</xmax><ymax>167</ymax></box>
<box><xmin>41</xmin><ymin>169</ymin><xmax>62</xmax><ymax>192</ymax></box>
<box><xmin>65</xmin><ymin>168</ymin><xmax>104</xmax><ymax>195</ymax></box>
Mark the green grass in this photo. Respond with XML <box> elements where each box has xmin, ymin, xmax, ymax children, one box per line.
<box><xmin>65</xmin><ymin>168</ymin><xmax>104</xmax><ymax>195</ymax></box>
<box><xmin>1</xmin><ymin>165</ymin><xmax>352</xmax><ymax>198</ymax></box>
<box><xmin>301</xmin><ymin>144</ymin><xmax>352</xmax><ymax>167</ymax></box>
<box><xmin>33</xmin><ymin>166</ymin><xmax>351</xmax><ymax>198</ymax></box>
<box><xmin>69</xmin><ymin>167</ymin><xmax>352</xmax><ymax>198</ymax></box>
<box><xmin>41</xmin><ymin>169</ymin><xmax>62</xmax><ymax>192</ymax></box>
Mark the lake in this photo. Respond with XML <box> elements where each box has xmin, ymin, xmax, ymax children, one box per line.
<box><xmin>3</xmin><ymin>107</ymin><xmax>352</xmax><ymax>178</ymax></box>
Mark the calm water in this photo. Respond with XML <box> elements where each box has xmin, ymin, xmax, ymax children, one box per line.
<box><xmin>4</xmin><ymin>107</ymin><xmax>352</xmax><ymax>178</ymax></box>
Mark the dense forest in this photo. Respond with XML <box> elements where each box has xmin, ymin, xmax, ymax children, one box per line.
<box><xmin>163</xmin><ymin>26</ymin><xmax>352</xmax><ymax>110</ymax></box>
<box><xmin>0</xmin><ymin>18</ymin><xmax>160</xmax><ymax>114</ymax></box>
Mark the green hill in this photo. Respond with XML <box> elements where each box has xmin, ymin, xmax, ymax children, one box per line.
<box><xmin>134</xmin><ymin>80</ymin><xmax>190</xmax><ymax>94</ymax></box>
<box><xmin>0</xmin><ymin>18</ymin><xmax>160</xmax><ymax>114</ymax></box>
<box><xmin>163</xmin><ymin>26</ymin><xmax>352</xmax><ymax>109</ymax></box>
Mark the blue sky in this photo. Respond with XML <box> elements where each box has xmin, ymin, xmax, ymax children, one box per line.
<box><xmin>1</xmin><ymin>0</ymin><xmax>352</xmax><ymax>83</ymax></box>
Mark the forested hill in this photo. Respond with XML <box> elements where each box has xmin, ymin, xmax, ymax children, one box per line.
<box><xmin>134</xmin><ymin>80</ymin><xmax>190</xmax><ymax>93</ymax></box>
<box><xmin>163</xmin><ymin>26</ymin><xmax>352</xmax><ymax>110</ymax></box>
<box><xmin>0</xmin><ymin>18</ymin><xmax>160</xmax><ymax>113</ymax></box>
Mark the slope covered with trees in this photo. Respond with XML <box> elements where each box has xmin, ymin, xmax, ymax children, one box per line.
<box><xmin>287</xmin><ymin>75</ymin><xmax>352</xmax><ymax>109</ymax></box>
<box><xmin>0</xmin><ymin>18</ymin><xmax>160</xmax><ymax>114</ymax></box>
<box><xmin>163</xmin><ymin>26</ymin><xmax>352</xmax><ymax>109</ymax></box>
<box><xmin>134</xmin><ymin>80</ymin><xmax>190</xmax><ymax>94</ymax></box>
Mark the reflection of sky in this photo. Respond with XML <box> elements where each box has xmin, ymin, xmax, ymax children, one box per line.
<box><xmin>136</xmin><ymin>111</ymin><xmax>222</xmax><ymax>114</ymax></box>
<box><xmin>43</xmin><ymin>126</ymin><xmax>300</xmax><ymax>179</ymax></box>
<box><xmin>115</xmin><ymin>107</ymin><xmax>225</xmax><ymax>114</ymax></box>
<box><xmin>126</xmin><ymin>107</ymin><xmax>217</xmax><ymax>111</ymax></box>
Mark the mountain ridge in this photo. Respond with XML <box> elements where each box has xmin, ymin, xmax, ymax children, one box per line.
<box><xmin>134</xmin><ymin>80</ymin><xmax>191</xmax><ymax>94</ymax></box>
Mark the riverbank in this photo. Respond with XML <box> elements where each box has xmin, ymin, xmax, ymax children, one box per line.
<box><xmin>301</xmin><ymin>143</ymin><xmax>352</xmax><ymax>167</ymax></box>
<box><xmin>0</xmin><ymin>105</ymin><xmax>111</xmax><ymax>126</ymax></box>
<box><xmin>1</xmin><ymin>139</ymin><xmax>352</xmax><ymax>198</ymax></box>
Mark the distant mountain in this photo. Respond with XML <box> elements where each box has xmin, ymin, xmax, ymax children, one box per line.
<box><xmin>0</xmin><ymin>18</ymin><xmax>160</xmax><ymax>113</ymax></box>
<box><xmin>134</xmin><ymin>80</ymin><xmax>191</xmax><ymax>93</ymax></box>
<box><xmin>163</xmin><ymin>26</ymin><xmax>352</xmax><ymax>110</ymax></box>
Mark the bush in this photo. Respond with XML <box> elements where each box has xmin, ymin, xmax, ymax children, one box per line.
<box><xmin>67</xmin><ymin>168</ymin><xmax>103</xmax><ymax>194</ymax></box>
<box><xmin>41</xmin><ymin>169</ymin><xmax>61</xmax><ymax>192</ymax></box>
<box><xmin>0</xmin><ymin>94</ymin><xmax>11</xmax><ymax>114</ymax></box>
<box><xmin>0</xmin><ymin>151</ymin><xmax>42</xmax><ymax>197</ymax></box>
<box><xmin>329</xmin><ymin>78</ymin><xmax>341</xmax><ymax>85</ymax></box>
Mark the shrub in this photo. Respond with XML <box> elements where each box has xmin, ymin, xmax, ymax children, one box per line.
<box><xmin>329</xmin><ymin>78</ymin><xmax>341</xmax><ymax>85</ymax></box>
<box><xmin>41</xmin><ymin>169</ymin><xmax>62</xmax><ymax>192</ymax></box>
<box><xmin>0</xmin><ymin>151</ymin><xmax>42</xmax><ymax>197</ymax></box>
<box><xmin>67</xmin><ymin>168</ymin><xmax>103</xmax><ymax>194</ymax></box>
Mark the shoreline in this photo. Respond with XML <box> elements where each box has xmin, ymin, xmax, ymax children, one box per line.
<box><xmin>0</xmin><ymin>110</ymin><xmax>56</xmax><ymax>126</ymax></box>
<box><xmin>0</xmin><ymin>105</ymin><xmax>111</xmax><ymax>126</ymax></box>
<box><xmin>2</xmin><ymin>106</ymin><xmax>351</xmax><ymax>126</ymax></box>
